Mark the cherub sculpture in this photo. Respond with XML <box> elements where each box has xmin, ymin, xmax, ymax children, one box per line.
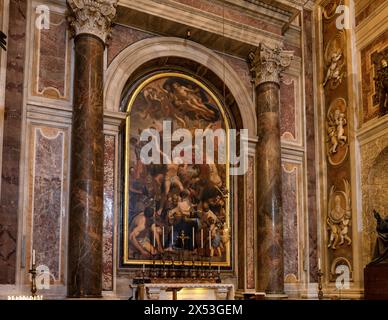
<box><xmin>323</xmin><ymin>51</ymin><xmax>344</xmax><ymax>88</ymax></box>
<box><xmin>327</xmin><ymin>109</ymin><xmax>347</xmax><ymax>154</ymax></box>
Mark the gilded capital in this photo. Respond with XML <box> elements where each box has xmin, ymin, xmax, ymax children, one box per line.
<box><xmin>67</xmin><ymin>0</ymin><xmax>118</xmax><ymax>43</ymax></box>
<box><xmin>248</xmin><ymin>43</ymin><xmax>294</xmax><ymax>87</ymax></box>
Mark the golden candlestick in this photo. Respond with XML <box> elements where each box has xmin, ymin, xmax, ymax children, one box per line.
<box><xmin>28</xmin><ymin>263</ymin><xmax>37</xmax><ymax>297</ymax></box>
<box><xmin>318</xmin><ymin>269</ymin><xmax>324</xmax><ymax>300</ymax></box>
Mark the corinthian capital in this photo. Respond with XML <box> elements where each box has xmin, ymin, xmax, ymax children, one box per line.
<box><xmin>248</xmin><ymin>43</ymin><xmax>294</xmax><ymax>87</ymax></box>
<box><xmin>67</xmin><ymin>0</ymin><xmax>118</xmax><ymax>43</ymax></box>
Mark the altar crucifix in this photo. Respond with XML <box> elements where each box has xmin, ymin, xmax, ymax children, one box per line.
<box><xmin>177</xmin><ymin>230</ymin><xmax>190</xmax><ymax>250</ymax></box>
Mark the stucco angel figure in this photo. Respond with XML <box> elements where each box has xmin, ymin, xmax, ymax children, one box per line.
<box><xmin>327</xmin><ymin>179</ymin><xmax>352</xmax><ymax>250</ymax></box>
<box><xmin>323</xmin><ymin>51</ymin><xmax>344</xmax><ymax>88</ymax></box>
<box><xmin>327</xmin><ymin>109</ymin><xmax>347</xmax><ymax>154</ymax></box>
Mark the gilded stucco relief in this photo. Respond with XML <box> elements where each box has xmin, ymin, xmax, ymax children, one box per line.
<box><xmin>326</xmin><ymin>98</ymin><xmax>348</xmax><ymax>165</ymax></box>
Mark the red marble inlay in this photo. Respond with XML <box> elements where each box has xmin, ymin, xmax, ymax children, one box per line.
<box><xmin>0</xmin><ymin>0</ymin><xmax>27</xmax><ymax>284</ymax></box>
<box><xmin>280</xmin><ymin>80</ymin><xmax>296</xmax><ymax>139</ymax></box>
<box><xmin>303</xmin><ymin>10</ymin><xmax>318</xmax><ymax>282</ymax></box>
<box><xmin>246</xmin><ymin>157</ymin><xmax>255</xmax><ymax>289</ymax></box>
<box><xmin>282</xmin><ymin>164</ymin><xmax>298</xmax><ymax>280</ymax></box>
<box><xmin>220</xmin><ymin>53</ymin><xmax>252</xmax><ymax>97</ymax></box>
<box><xmin>108</xmin><ymin>25</ymin><xmax>154</xmax><ymax>66</ymax></box>
<box><xmin>103</xmin><ymin>135</ymin><xmax>115</xmax><ymax>291</ymax></box>
<box><xmin>32</xmin><ymin>128</ymin><xmax>64</xmax><ymax>281</ymax></box>
<box><xmin>37</xmin><ymin>12</ymin><xmax>68</xmax><ymax>98</ymax></box>
<box><xmin>172</xmin><ymin>0</ymin><xmax>282</xmax><ymax>35</ymax></box>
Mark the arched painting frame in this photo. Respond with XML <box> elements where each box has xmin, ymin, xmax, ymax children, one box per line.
<box><xmin>123</xmin><ymin>72</ymin><xmax>232</xmax><ymax>267</ymax></box>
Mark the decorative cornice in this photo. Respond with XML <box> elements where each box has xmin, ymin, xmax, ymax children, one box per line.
<box><xmin>67</xmin><ymin>0</ymin><xmax>118</xmax><ymax>43</ymax></box>
<box><xmin>248</xmin><ymin>43</ymin><xmax>294</xmax><ymax>86</ymax></box>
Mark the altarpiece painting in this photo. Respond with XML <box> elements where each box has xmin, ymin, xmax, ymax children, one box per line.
<box><xmin>123</xmin><ymin>73</ymin><xmax>232</xmax><ymax>267</ymax></box>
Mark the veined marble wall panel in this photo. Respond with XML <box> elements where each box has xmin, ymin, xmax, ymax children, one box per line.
<box><xmin>360</xmin><ymin>31</ymin><xmax>388</xmax><ymax>124</ymax></box>
<box><xmin>24</xmin><ymin>124</ymin><xmax>69</xmax><ymax>285</ymax></box>
<box><xmin>280</xmin><ymin>72</ymin><xmax>303</xmax><ymax>146</ymax></box>
<box><xmin>245</xmin><ymin>156</ymin><xmax>255</xmax><ymax>290</ymax></box>
<box><xmin>170</xmin><ymin>0</ymin><xmax>282</xmax><ymax>35</ymax></box>
<box><xmin>28</xmin><ymin>1</ymin><xmax>72</xmax><ymax>107</ymax></box>
<box><xmin>218</xmin><ymin>53</ymin><xmax>252</xmax><ymax>101</ymax></box>
<box><xmin>282</xmin><ymin>162</ymin><xmax>302</xmax><ymax>283</ymax></box>
<box><xmin>103</xmin><ymin>135</ymin><xmax>115</xmax><ymax>291</ymax></box>
<box><xmin>302</xmin><ymin>8</ymin><xmax>318</xmax><ymax>282</ymax></box>
<box><xmin>108</xmin><ymin>25</ymin><xmax>154</xmax><ymax>66</ymax></box>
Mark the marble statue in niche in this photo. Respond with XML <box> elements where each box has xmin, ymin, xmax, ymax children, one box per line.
<box><xmin>323</xmin><ymin>31</ymin><xmax>345</xmax><ymax>89</ymax></box>
<box><xmin>372</xmin><ymin>51</ymin><xmax>388</xmax><ymax>116</ymax></box>
<box><xmin>327</xmin><ymin>179</ymin><xmax>352</xmax><ymax>250</ymax></box>
<box><xmin>326</xmin><ymin>98</ymin><xmax>348</xmax><ymax>165</ymax></box>
<box><xmin>369</xmin><ymin>210</ymin><xmax>388</xmax><ymax>265</ymax></box>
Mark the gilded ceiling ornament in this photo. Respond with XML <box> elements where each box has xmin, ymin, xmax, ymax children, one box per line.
<box><xmin>327</xmin><ymin>179</ymin><xmax>352</xmax><ymax>250</ymax></box>
<box><xmin>323</xmin><ymin>31</ymin><xmax>346</xmax><ymax>89</ymax></box>
<box><xmin>326</xmin><ymin>98</ymin><xmax>348</xmax><ymax>165</ymax></box>
<box><xmin>67</xmin><ymin>0</ymin><xmax>118</xmax><ymax>43</ymax></box>
<box><xmin>248</xmin><ymin>43</ymin><xmax>294</xmax><ymax>87</ymax></box>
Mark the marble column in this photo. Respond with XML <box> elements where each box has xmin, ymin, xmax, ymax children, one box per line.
<box><xmin>249</xmin><ymin>44</ymin><xmax>293</xmax><ymax>297</ymax></box>
<box><xmin>67</xmin><ymin>0</ymin><xmax>117</xmax><ymax>298</ymax></box>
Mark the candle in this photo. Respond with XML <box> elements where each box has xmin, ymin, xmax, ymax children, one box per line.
<box><xmin>32</xmin><ymin>249</ymin><xmax>36</xmax><ymax>265</ymax></box>
<box><xmin>192</xmin><ymin>227</ymin><xmax>195</xmax><ymax>248</ymax></box>
<box><xmin>318</xmin><ymin>258</ymin><xmax>321</xmax><ymax>270</ymax></box>
<box><xmin>201</xmin><ymin>229</ymin><xmax>203</xmax><ymax>249</ymax></box>
<box><xmin>209</xmin><ymin>230</ymin><xmax>212</xmax><ymax>249</ymax></box>
<box><xmin>171</xmin><ymin>226</ymin><xmax>174</xmax><ymax>247</ymax></box>
<box><xmin>162</xmin><ymin>226</ymin><xmax>165</xmax><ymax>248</ymax></box>
<box><xmin>153</xmin><ymin>228</ymin><xmax>156</xmax><ymax>248</ymax></box>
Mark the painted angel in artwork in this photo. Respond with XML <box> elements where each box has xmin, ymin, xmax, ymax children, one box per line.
<box><xmin>170</xmin><ymin>82</ymin><xmax>216</xmax><ymax>121</ymax></box>
<box><xmin>327</xmin><ymin>109</ymin><xmax>347</xmax><ymax>154</ymax></box>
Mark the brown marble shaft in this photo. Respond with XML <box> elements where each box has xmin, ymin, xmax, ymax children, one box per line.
<box><xmin>255</xmin><ymin>82</ymin><xmax>284</xmax><ymax>294</ymax></box>
<box><xmin>0</xmin><ymin>0</ymin><xmax>27</xmax><ymax>284</ymax></box>
<box><xmin>68</xmin><ymin>34</ymin><xmax>104</xmax><ymax>298</ymax></box>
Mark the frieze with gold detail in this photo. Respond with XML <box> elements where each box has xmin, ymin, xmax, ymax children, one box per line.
<box><xmin>319</xmin><ymin>0</ymin><xmax>354</xmax><ymax>284</ymax></box>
